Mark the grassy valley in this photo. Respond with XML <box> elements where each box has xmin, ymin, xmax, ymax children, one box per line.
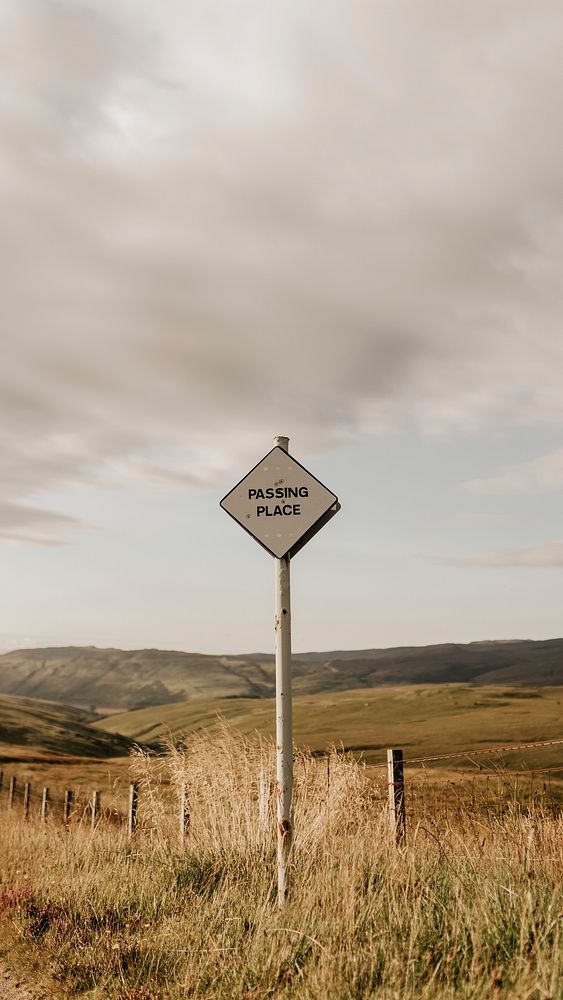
<box><xmin>95</xmin><ymin>683</ymin><xmax>563</xmax><ymax>769</ymax></box>
<box><xmin>0</xmin><ymin>674</ymin><xmax>561</xmax><ymax>998</ymax></box>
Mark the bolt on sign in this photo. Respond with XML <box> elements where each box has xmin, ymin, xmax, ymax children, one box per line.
<box><xmin>220</xmin><ymin>445</ymin><xmax>339</xmax><ymax>558</ymax></box>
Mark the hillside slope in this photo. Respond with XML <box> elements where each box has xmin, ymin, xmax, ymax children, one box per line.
<box><xmin>0</xmin><ymin>693</ymin><xmax>135</xmax><ymax>760</ymax></box>
<box><xmin>0</xmin><ymin>638</ymin><xmax>562</xmax><ymax>712</ymax></box>
<box><xmin>95</xmin><ymin>685</ymin><xmax>563</xmax><ymax>768</ymax></box>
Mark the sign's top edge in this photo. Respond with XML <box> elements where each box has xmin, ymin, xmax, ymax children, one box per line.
<box><xmin>219</xmin><ymin>446</ymin><xmax>337</xmax><ymax>508</ymax></box>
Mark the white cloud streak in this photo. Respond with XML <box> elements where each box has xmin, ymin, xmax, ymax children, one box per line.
<box><xmin>2</xmin><ymin>1</ymin><xmax>563</xmax><ymax>541</ymax></box>
<box><xmin>462</xmin><ymin>449</ymin><xmax>563</xmax><ymax>495</ymax></box>
<box><xmin>446</xmin><ymin>542</ymin><xmax>563</xmax><ymax>569</ymax></box>
<box><xmin>0</xmin><ymin>501</ymin><xmax>85</xmax><ymax>546</ymax></box>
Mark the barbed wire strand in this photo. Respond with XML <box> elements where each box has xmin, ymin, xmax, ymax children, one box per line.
<box><xmin>368</xmin><ymin>736</ymin><xmax>563</xmax><ymax>769</ymax></box>
<box><xmin>403</xmin><ymin>764</ymin><xmax>563</xmax><ymax>786</ymax></box>
<box><xmin>404</xmin><ymin>736</ymin><xmax>563</xmax><ymax>765</ymax></box>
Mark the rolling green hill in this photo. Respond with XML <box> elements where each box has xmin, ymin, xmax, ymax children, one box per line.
<box><xmin>0</xmin><ymin>638</ymin><xmax>562</xmax><ymax>713</ymax></box>
<box><xmin>95</xmin><ymin>684</ymin><xmax>563</xmax><ymax>768</ymax></box>
<box><xmin>0</xmin><ymin>693</ymin><xmax>136</xmax><ymax>761</ymax></box>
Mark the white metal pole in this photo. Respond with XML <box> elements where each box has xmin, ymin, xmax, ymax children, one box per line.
<box><xmin>273</xmin><ymin>434</ymin><xmax>293</xmax><ymax>907</ymax></box>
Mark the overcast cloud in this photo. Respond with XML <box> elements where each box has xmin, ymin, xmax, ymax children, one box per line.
<box><xmin>3</xmin><ymin>1</ymin><xmax>563</xmax><ymax>543</ymax></box>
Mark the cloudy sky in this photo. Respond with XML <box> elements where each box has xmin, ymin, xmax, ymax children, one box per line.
<box><xmin>2</xmin><ymin>0</ymin><xmax>563</xmax><ymax>654</ymax></box>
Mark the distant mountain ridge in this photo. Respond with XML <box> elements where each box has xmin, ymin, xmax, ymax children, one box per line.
<box><xmin>0</xmin><ymin>638</ymin><xmax>561</xmax><ymax>712</ymax></box>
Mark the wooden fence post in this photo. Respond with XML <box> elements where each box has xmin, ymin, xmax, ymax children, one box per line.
<box><xmin>41</xmin><ymin>787</ymin><xmax>49</xmax><ymax>823</ymax></box>
<box><xmin>179</xmin><ymin>784</ymin><xmax>189</xmax><ymax>845</ymax></box>
<box><xmin>91</xmin><ymin>790</ymin><xmax>100</xmax><ymax>832</ymax></box>
<box><xmin>387</xmin><ymin>749</ymin><xmax>406</xmax><ymax>846</ymax></box>
<box><xmin>8</xmin><ymin>776</ymin><xmax>16</xmax><ymax>809</ymax></box>
<box><xmin>23</xmin><ymin>782</ymin><xmax>31</xmax><ymax>819</ymax></box>
<box><xmin>64</xmin><ymin>790</ymin><xmax>73</xmax><ymax>824</ymax></box>
<box><xmin>128</xmin><ymin>783</ymin><xmax>138</xmax><ymax>837</ymax></box>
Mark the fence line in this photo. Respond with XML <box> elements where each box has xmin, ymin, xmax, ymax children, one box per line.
<box><xmin>421</xmin><ymin>764</ymin><xmax>563</xmax><ymax>777</ymax></box>
<box><xmin>0</xmin><ymin>741</ymin><xmax>561</xmax><ymax>848</ymax></box>
<box><xmin>371</xmin><ymin>736</ymin><xmax>563</xmax><ymax>770</ymax></box>
<box><xmin>404</xmin><ymin>737</ymin><xmax>563</xmax><ymax>765</ymax></box>
<box><xmin>0</xmin><ymin>778</ymin><xmax>141</xmax><ymax>834</ymax></box>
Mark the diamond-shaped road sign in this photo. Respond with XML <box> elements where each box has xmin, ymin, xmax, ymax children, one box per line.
<box><xmin>220</xmin><ymin>446</ymin><xmax>339</xmax><ymax>559</ymax></box>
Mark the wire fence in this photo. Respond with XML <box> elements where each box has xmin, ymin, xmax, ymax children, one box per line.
<box><xmin>403</xmin><ymin>767</ymin><xmax>562</xmax><ymax>826</ymax></box>
<box><xmin>403</xmin><ymin>736</ymin><xmax>563</xmax><ymax>766</ymax></box>
<box><xmin>0</xmin><ymin>771</ymin><xmax>134</xmax><ymax>831</ymax></box>
<box><xmin>0</xmin><ymin>737</ymin><xmax>561</xmax><ymax>846</ymax></box>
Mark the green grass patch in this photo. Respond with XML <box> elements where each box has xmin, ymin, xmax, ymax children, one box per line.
<box><xmin>96</xmin><ymin>684</ymin><xmax>563</xmax><ymax>768</ymax></box>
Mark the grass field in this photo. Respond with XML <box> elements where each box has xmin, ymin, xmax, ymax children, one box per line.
<box><xmin>0</xmin><ymin>729</ymin><xmax>561</xmax><ymax>1000</ymax></box>
<box><xmin>96</xmin><ymin>683</ymin><xmax>563</xmax><ymax>769</ymax></box>
<box><xmin>1</xmin><ymin>684</ymin><xmax>561</xmax><ymax>815</ymax></box>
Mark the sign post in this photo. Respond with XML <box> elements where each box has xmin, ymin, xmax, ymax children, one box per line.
<box><xmin>220</xmin><ymin>435</ymin><xmax>339</xmax><ymax>906</ymax></box>
<box><xmin>273</xmin><ymin>435</ymin><xmax>293</xmax><ymax>905</ymax></box>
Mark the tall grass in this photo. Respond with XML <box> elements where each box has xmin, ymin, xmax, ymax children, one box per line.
<box><xmin>0</xmin><ymin>726</ymin><xmax>561</xmax><ymax>999</ymax></box>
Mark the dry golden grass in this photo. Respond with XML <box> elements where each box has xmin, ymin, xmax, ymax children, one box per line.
<box><xmin>0</xmin><ymin>726</ymin><xmax>561</xmax><ymax>999</ymax></box>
